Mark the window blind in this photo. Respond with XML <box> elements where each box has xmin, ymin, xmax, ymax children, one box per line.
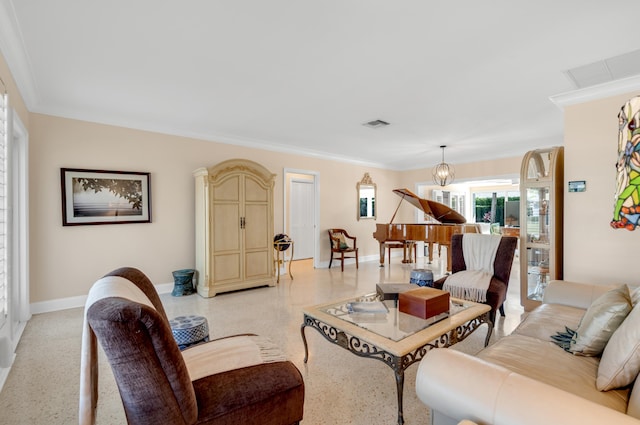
<box><xmin>0</xmin><ymin>85</ymin><xmax>7</xmax><ymax>329</ymax></box>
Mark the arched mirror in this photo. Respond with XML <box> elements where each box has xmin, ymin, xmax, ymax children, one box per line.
<box><xmin>357</xmin><ymin>173</ymin><xmax>376</xmax><ymax>220</ymax></box>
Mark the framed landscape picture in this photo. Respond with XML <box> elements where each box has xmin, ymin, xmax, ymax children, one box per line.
<box><xmin>61</xmin><ymin>168</ymin><xmax>151</xmax><ymax>226</ymax></box>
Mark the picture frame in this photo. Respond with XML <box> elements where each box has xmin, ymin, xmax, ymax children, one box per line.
<box><xmin>61</xmin><ymin>168</ymin><xmax>151</xmax><ymax>226</ymax></box>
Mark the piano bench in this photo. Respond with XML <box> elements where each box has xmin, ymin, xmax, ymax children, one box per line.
<box><xmin>384</xmin><ymin>241</ymin><xmax>417</xmax><ymax>264</ymax></box>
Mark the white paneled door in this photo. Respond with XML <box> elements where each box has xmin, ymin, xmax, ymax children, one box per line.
<box><xmin>290</xmin><ymin>179</ymin><xmax>315</xmax><ymax>260</ymax></box>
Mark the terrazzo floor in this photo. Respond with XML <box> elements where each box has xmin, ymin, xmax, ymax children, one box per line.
<box><xmin>0</xmin><ymin>251</ymin><xmax>524</xmax><ymax>425</ymax></box>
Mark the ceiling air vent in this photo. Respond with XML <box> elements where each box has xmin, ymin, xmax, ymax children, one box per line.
<box><xmin>363</xmin><ymin>119</ymin><xmax>390</xmax><ymax>129</ymax></box>
<box><xmin>565</xmin><ymin>48</ymin><xmax>640</xmax><ymax>89</ymax></box>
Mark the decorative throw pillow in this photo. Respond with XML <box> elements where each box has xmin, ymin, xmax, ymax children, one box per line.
<box><xmin>570</xmin><ymin>285</ymin><xmax>632</xmax><ymax>356</ymax></box>
<box><xmin>597</xmin><ymin>301</ymin><xmax>640</xmax><ymax>391</ymax></box>
<box><xmin>332</xmin><ymin>233</ymin><xmax>349</xmax><ymax>250</ymax></box>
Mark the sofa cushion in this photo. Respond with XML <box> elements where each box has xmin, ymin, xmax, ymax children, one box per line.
<box><xmin>571</xmin><ymin>285</ymin><xmax>632</xmax><ymax>356</ymax></box>
<box><xmin>512</xmin><ymin>303</ymin><xmax>584</xmax><ymax>341</ymax></box>
<box><xmin>477</xmin><ymin>334</ymin><xmax>630</xmax><ymax>412</ymax></box>
<box><xmin>598</xmin><ymin>301</ymin><xmax>640</xmax><ymax>391</ymax></box>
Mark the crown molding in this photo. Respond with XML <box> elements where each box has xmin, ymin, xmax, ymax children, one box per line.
<box><xmin>0</xmin><ymin>0</ymin><xmax>39</xmax><ymax>108</ymax></box>
<box><xmin>550</xmin><ymin>75</ymin><xmax>640</xmax><ymax>109</ymax></box>
<box><xmin>31</xmin><ymin>103</ymin><xmax>391</xmax><ymax>170</ymax></box>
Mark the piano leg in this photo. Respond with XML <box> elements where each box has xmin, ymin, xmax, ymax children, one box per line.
<box><xmin>442</xmin><ymin>243</ymin><xmax>452</xmax><ymax>272</ymax></box>
<box><xmin>427</xmin><ymin>242</ymin><xmax>434</xmax><ymax>264</ymax></box>
<box><xmin>378</xmin><ymin>242</ymin><xmax>386</xmax><ymax>267</ymax></box>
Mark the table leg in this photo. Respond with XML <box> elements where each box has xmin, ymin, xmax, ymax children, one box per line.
<box><xmin>300</xmin><ymin>323</ymin><xmax>309</xmax><ymax>363</ymax></box>
<box><xmin>394</xmin><ymin>368</ymin><xmax>405</xmax><ymax>425</ymax></box>
<box><xmin>484</xmin><ymin>317</ymin><xmax>494</xmax><ymax>347</ymax></box>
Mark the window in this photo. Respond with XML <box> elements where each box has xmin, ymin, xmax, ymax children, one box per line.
<box><xmin>432</xmin><ymin>190</ymin><xmax>466</xmax><ymax>217</ymax></box>
<box><xmin>473</xmin><ymin>190</ymin><xmax>520</xmax><ymax>225</ymax></box>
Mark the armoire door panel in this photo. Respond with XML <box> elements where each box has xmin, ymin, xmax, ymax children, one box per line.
<box><xmin>244</xmin><ymin>176</ymin><xmax>268</xmax><ymax>202</ymax></box>
<box><xmin>213</xmin><ymin>175</ymin><xmax>240</xmax><ymax>201</ymax></box>
<box><xmin>213</xmin><ymin>204</ymin><xmax>240</xmax><ymax>251</ymax></box>
<box><xmin>245</xmin><ymin>251</ymin><xmax>269</xmax><ymax>278</ymax></box>
<box><xmin>213</xmin><ymin>253</ymin><xmax>241</xmax><ymax>281</ymax></box>
<box><xmin>244</xmin><ymin>204</ymin><xmax>269</xmax><ymax>250</ymax></box>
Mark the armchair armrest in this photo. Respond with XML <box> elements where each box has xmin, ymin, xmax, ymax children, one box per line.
<box><xmin>416</xmin><ymin>349</ymin><xmax>639</xmax><ymax>425</ymax></box>
<box><xmin>341</xmin><ymin>230</ymin><xmax>357</xmax><ymax>249</ymax></box>
<box><xmin>542</xmin><ymin>280</ymin><xmax>616</xmax><ymax>310</ymax></box>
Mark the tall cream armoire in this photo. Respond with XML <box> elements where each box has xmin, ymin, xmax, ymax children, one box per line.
<box><xmin>194</xmin><ymin>159</ymin><xmax>276</xmax><ymax>297</ymax></box>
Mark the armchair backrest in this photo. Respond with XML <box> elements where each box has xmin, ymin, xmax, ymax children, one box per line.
<box><xmin>328</xmin><ymin>228</ymin><xmax>357</xmax><ymax>250</ymax></box>
<box><xmin>450</xmin><ymin>234</ymin><xmax>518</xmax><ymax>284</ymax></box>
<box><xmin>104</xmin><ymin>267</ymin><xmax>169</xmax><ymax>320</ymax></box>
<box><xmin>87</xmin><ymin>268</ymin><xmax>198</xmax><ymax>425</ymax></box>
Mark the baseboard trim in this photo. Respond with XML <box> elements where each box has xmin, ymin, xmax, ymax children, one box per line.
<box><xmin>320</xmin><ymin>254</ymin><xmax>381</xmax><ymax>269</ymax></box>
<box><xmin>30</xmin><ymin>282</ymin><xmax>174</xmax><ymax>314</ymax></box>
<box><xmin>0</xmin><ymin>363</ymin><xmax>12</xmax><ymax>393</ymax></box>
<box><xmin>28</xmin><ymin>255</ymin><xmax>396</xmax><ymax>313</ymax></box>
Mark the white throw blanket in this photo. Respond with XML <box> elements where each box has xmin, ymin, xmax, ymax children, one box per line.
<box><xmin>79</xmin><ymin>276</ymin><xmax>155</xmax><ymax>425</ymax></box>
<box><xmin>182</xmin><ymin>335</ymin><xmax>287</xmax><ymax>381</ymax></box>
<box><xmin>443</xmin><ymin>234</ymin><xmax>501</xmax><ymax>302</ymax></box>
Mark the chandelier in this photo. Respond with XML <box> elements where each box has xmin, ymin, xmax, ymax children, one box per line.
<box><xmin>432</xmin><ymin>145</ymin><xmax>455</xmax><ymax>186</ymax></box>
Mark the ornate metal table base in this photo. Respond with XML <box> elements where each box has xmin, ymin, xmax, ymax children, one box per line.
<box><xmin>300</xmin><ymin>311</ymin><xmax>492</xmax><ymax>425</ymax></box>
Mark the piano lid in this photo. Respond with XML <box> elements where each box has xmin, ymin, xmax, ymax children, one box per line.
<box><xmin>392</xmin><ymin>188</ymin><xmax>467</xmax><ymax>224</ymax></box>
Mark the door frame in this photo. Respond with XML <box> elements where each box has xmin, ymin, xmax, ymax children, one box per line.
<box><xmin>283</xmin><ymin>168</ymin><xmax>320</xmax><ymax>268</ymax></box>
<box><xmin>9</xmin><ymin>108</ymin><xmax>29</xmax><ymax>327</ymax></box>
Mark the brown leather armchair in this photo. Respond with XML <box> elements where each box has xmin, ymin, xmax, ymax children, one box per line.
<box><xmin>83</xmin><ymin>267</ymin><xmax>304</xmax><ymax>425</ymax></box>
<box><xmin>328</xmin><ymin>228</ymin><xmax>359</xmax><ymax>271</ymax></box>
<box><xmin>433</xmin><ymin>234</ymin><xmax>518</xmax><ymax>324</ymax></box>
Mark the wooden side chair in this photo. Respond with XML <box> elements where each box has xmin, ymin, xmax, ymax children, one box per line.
<box><xmin>328</xmin><ymin>228</ymin><xmax>359</xmax><ymax>271</ymax></box>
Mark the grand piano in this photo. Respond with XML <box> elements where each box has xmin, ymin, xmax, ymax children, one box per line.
<box><xmin>372</xmin><ymin>188</ymin><xmax>479</xmax><ymax>271</ymax></box>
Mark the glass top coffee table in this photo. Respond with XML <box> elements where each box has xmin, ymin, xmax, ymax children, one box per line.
<box><xmin>300</xmin><ymin>293</ymin><xmax>492</xmax><ymax>425</ymax></box>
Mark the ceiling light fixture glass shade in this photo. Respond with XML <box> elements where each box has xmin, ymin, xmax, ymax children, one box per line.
<box><xmin>432</xmin><ymin>145</ymin><xmax>455</xmax><ymax>186</ymax></box>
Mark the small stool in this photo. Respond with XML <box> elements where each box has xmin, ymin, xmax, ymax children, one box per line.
<box><xmin>169</xmin><ymin>315</ymin><xmax>210</xmax><ymax>350</ymax></box>
<box><xmin>410</xmin><ymin>269</ymin><xmax>434</xmax><ymax>287</ymax></box>
<box><xmin>172</xmin><ymin>269</ymin><xmax>196</xmax><ymax>296</ymax></box>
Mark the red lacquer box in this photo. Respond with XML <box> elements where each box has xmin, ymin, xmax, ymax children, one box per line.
<box><xmin>398</xmin><ymin>287</ymin><xmax>450</xmax><ymax>319</ymax></box>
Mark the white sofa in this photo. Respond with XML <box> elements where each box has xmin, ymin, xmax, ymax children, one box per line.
<box><xmin>415</xmin><ymin>280</ymin><xmax>640</xmax><ymax>425</ymax></box>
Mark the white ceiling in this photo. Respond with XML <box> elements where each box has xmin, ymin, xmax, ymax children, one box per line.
<box><xmin>2</xmin><ymin>0</ymin><xmax>640</xmax><ymax>170</ymax></box>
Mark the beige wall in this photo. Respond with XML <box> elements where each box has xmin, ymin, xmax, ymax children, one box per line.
<box><xmin>29</xmin><ymin>113</ymin><xmax>409</xmax><ymax>303</ymax></box>
<box><xmin>564</xmin><ymin>91</ymin><xmax>640</xmax><ymax>284</ymax></box>
<box><xmin>402</xmin><ymin>156</ymin><xmax>521</xmax><ymax>186</ymax></box>
<box><xmin>28</xmin><ymin>111</ymin><xmax>528</xmax><ymax>306</ymax></box>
